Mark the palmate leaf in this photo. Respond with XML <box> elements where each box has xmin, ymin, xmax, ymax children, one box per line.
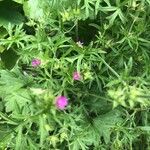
<box><xmin>0</xmin><ymin>69</ymin><xmax>32</xmax><ymax>112</ymax></box>
<box><xmin>69</xmin><ymin>109</ymin><xmax>123</xmax><ymax>148</ymax></box>
<box><xmin>4</xmin><ymin>89</ymin><xmax>31</xmax><ymax>112</ymax></box>
<box><xmin>93</xmin><ymin>109</ymin><xmax>123</xmax><ymax>144</ymax></box>
<box><xmin>0</xmin><ymin>70</ymin><xmax>25</xmax><ymax>93</ymax></box>
<box><xmin>82</xmin><ymin>125</ymin><xmax>100</xmax><ymax>147</ymax></box>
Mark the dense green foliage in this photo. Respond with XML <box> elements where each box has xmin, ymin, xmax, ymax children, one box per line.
<box><xmin>0</xmin><ymin>0</ymin><xmax>150</xmax><ymax>149</ymax></box>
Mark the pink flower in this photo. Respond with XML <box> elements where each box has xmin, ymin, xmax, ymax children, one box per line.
<box><xmin>31</xmin><ymin>59</ymin><xmax>41</xmax><ymax>67</ymax></box>
<box><xmin>55</xmin><ymin>96</ymin><xmax>68</xmax><ymax>110</ymax></box>
<box><xmin>73</xmin><ymin>71</ymin><xmax>81</xmax><ymax>80</ymax></box>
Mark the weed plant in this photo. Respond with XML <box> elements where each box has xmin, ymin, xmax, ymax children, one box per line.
<box><xmin>0</xmin><ymin>0</ymin><xmax>150</xmax><ymax>149</ymax></box>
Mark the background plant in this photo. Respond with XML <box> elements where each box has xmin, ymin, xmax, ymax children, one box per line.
<box><xmin>0</xmin><ymin>0</ymin><xmax>150</xmax><ymax>149</ymax></box>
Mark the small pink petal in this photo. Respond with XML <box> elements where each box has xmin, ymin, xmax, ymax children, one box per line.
<box><xmin>31</xmin><ymin>59</ymin><xmax>41</xmax><ymax>67</ymax></box>
<box><xmin>55</xmin><ymin>96</ymin><xmax>68</xmax><ymax>110</ymax></box>
<box><xmin>73</xmin><ymin>72</ymin><xmax>81</xmax><ymax>80</ymax></box>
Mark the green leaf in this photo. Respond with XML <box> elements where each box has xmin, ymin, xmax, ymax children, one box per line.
<box><xmin>106</xmin><ymin>9</ymin><xmax>119</xmax><ymax>25</ymax></box>
<box><xmin>101</xmin><ymin>6</ymin><xmax>117</xmax><ymax>11</ymax></box>
<box><xmin>0</xmin><ymin>70</ymin><xmax>25</xmax><ymax>93</ymax></box>
<box><xmin>4</xmin><ymin>89</ymin><xmax>31</xmax><ymax>112</ymax></box>
<box><xmin>23</xmin><ymin>0</ymin><xmax>44</xmax><ymax>21</ymax></box>
<box><xmin>0</xmin><ymin>46</ymin><xmax>5</xmax><ymax>53</ymax></box>
<box><xmin>38</xmin><ymin>115</ymin><xmax>48</xmax><ymax>147</ymax></box>
<box><xmin>0</xmin><ymin>129</ymin><xmax>14</xmax><ymax>148</ymax></box>
<box><xmin>12</xmin><ymin>0</ymin><xmax>24</xmax><ymax>4</ymax></box>
<box><xmin>1</xmin><ymin>49</ymin><xmax>19</xmax><ymax>70</ymax></box>
<box><xmin>0</xmin><ymin>27</ymin><xmax>7</xmax><ymax>53</ymax></box>
<box><xmin>15</xmin><ymin>126</ymin><xmax>23</xmax><ymax>150</ymax></box>
<box><xmin>27</xmin><ymin>137</ymin><xmax>39</xmax><ymax>150</ymax></box>
<box><xmin>138</xmin><ymin>126</ymin><xmax>150</xmax><ymax>131</ymax></box>
<box><xmin>0</xmin><ymin>27</ymin><xmax>7</xmax><ymax>38</ymax></box>
<box><xmin>0</xmin><ymin>112</ymin><xmax>18</xmax><ymax>125</ymax></box>
<box><xmin>93</xmin><ymin>109</ymin><xmax>123</xmax><ymax>144</ymax></box>
<box><xmin>0</xmin><ymin>0</ymin><xmax>24</xmax><ymax>27</ymax></box>
<box><xmin>0</xmin><ymin>70</ymin><xmax>31</xmax><ymax>112</ymax></box>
